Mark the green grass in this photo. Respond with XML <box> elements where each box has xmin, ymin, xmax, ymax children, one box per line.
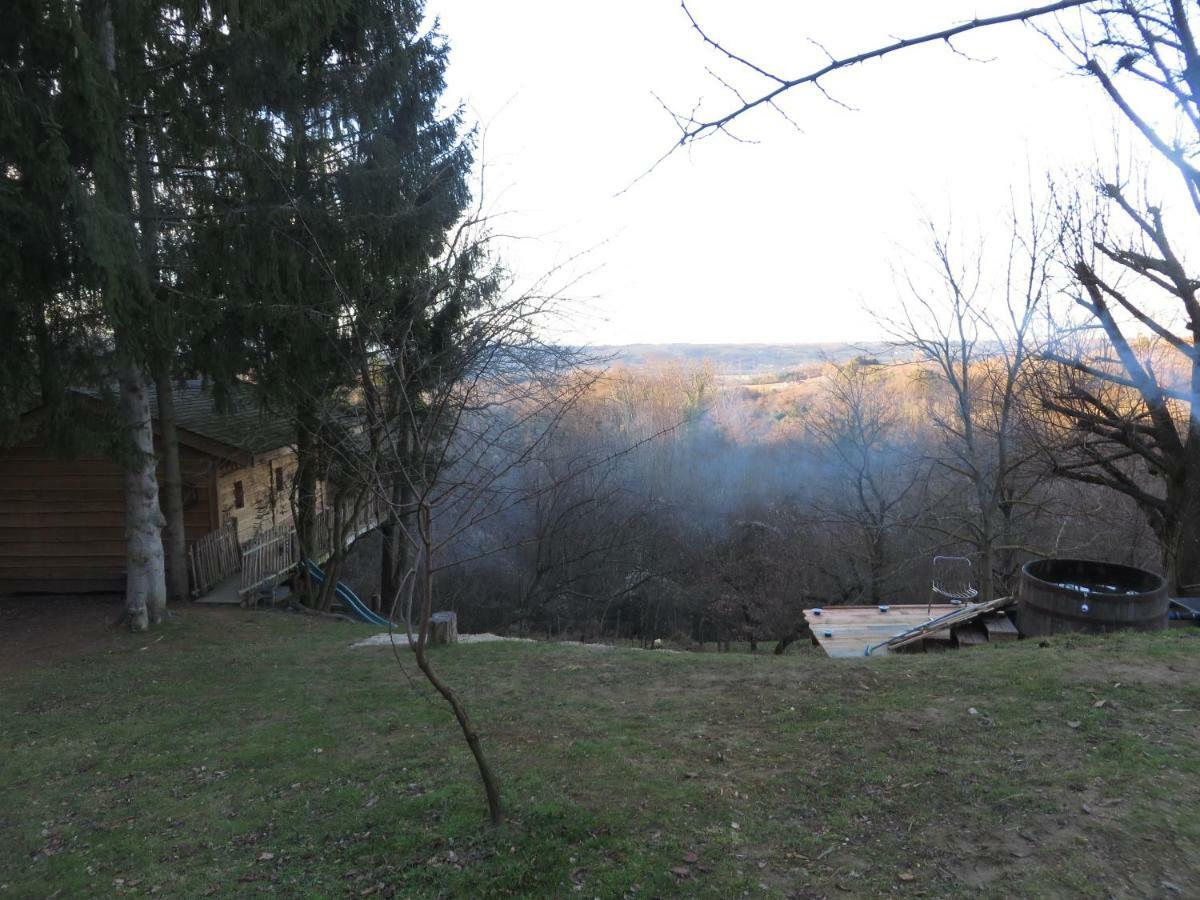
<box><xmin>2</xmin><ymin>610</ymin><xmax>1199</xmax><ymax>898</ymax></box>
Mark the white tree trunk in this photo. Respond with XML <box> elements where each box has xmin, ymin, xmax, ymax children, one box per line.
<box><xmin>120</xmin><ymin>366</ymin><xmax>166</xmax><ymax>630</ymax></box>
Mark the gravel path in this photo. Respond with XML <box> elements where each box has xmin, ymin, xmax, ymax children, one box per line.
<box><xmin>350</xmin><ymin>632</ymin><xmax>614</xmax><ymax>649</ymax></box>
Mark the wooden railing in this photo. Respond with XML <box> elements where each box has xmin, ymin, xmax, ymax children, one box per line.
<box><xmin>240</xmin><ymin>523</ymin><xmax>298</xmax><ymax>596</ymax></box>
<box><xmin>309</xmin><ymin>493</ymin><xmax>389</xmax><ymax>562</ymax></box>
<box><xmin>188</xmin><ymin>520</ymin><xmax>240</xmax><ymax>597</ymax></box>
<box><xmin>238</xmin><ymin>494</ymin><xmax>387</xmax><ymax>597</ymax></box>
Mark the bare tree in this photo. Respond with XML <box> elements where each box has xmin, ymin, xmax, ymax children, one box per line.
<box><xmin>808</xmin><ymin>360</ymin><xmax>924</xmax><ymax>602</ymax></box>
<box><xmin>341</xmin><ymin>223</ymin><xmax>612</xmax><ymax>825</ymax></box>
<box><xmin>886</xmin><ymin>198</ymin><xmax>1058</xmax><ymax>600</ymax></box>
<box><xmin>1032</xmin><ymin>4</ymin><xmax>1200</xmax><ymax>593</ymax></box>
<box><xmin>669</xmin><ymin>2</ymin><xmax>1200</xmax><ymax>594</ymax></box>
<box><xmin>665</xmin><ymin>1</ymin><xmax>1090</xmax><ymax>151</ymax></box>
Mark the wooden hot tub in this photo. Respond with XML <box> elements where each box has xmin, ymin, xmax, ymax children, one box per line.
<box><xmin>1017</xmin><ymin>558</ymin><xmax>1168</xmax><ymax>637</ymax></box>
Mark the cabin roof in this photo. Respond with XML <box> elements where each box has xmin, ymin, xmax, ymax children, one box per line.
<box><xmin>18</xmin><ymin>382</ymin><xmax>296</xmax><ymax>464</ymax></box>
<box><xmin>152</xmin><ymin>382</ymin><xmax>295</xmax><ymax>458</ymax></box>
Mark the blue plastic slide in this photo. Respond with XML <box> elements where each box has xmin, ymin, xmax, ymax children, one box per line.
<box><xmin>304</xmin><ymin>559</ymin><xmax>396</xmax><ymax>628</ymax></box>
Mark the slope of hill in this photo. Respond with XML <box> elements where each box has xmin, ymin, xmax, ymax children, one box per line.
<box><xmin>3</xmin><ymin>602</ymin><xmax>1198</xmax><ymax>898</ymax></box>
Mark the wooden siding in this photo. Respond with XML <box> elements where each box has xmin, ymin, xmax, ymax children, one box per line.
<box><xmin>0</xmin><ymin>440</ymin><xmax>217</xmax><ymax>594</ymax></box>
<box><xmin>215</xmin><ymin>447</ymin><xmax>306</xmax><ymax>540</ymax></box>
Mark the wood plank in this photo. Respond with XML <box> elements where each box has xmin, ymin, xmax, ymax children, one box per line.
<box><xmin>0</xmin><ymin>498</ymin><xmax>125</xmax><ymax>512</ymax></box>
<box><xmin>953</xmin><ymin>622</ymin><xmax>989</xmax><ymax>646</ymax></box>
<box><xmin>804</xmin><ymin>605</ymin><xmax>954</xmax><ymax>658</ymax></box>
<box><xmin>0</xmin><ymin>557</ymin><xmax>126</xmax><ymax>571</ymax></box>
<box><xmin>0</xmin><ymin>526</ymin><xmax>126</xmax><ymax>542</ymax></box>
<box><xmin>0</xmin><ymin>541</ymin><xmax>128</xmax><ymax>557</ymax></box>
<box><xmin>923</xmin><ymin>628</ymin><xmax>956</xmax><ymax>646</ymax></box>
<box><xmin>0</xmin><ymin>489</ymin><xmax>124</xmax><ymax>503</ymax></box>
<box><xmin>0</xmin><ymin>565</ymin><xmax>125</xmax><ymax>579</ymax></box>
<box><xmin>804</xmin><ymin>600</ymin><xmax>1017</xmax><ymax>658</ymax></box>
<box><xmin>0</xmin><ymin>459</ymin><xmax>122</xmax><ymax>476</ymax></box>
<box><xmin>0</xmin><ymin>475</ymin><xmax>123</xmax><ymax>491</ymax></box>
<box><xmin>876</xmin><ymin>597</ymin><xmax>1014</xmax><ymax>652</ymax></box>
<box><xmin>806</xmin><ymin>605</ymin><xmax>959</xmax><ymax>617</ymax></box>
<box><xmin>0</xmin><ymin>576</ymin><xmax>124</xmax><ymax>594</ymax></box>
<box><xmin>981</xmin><ymin>612</ymin><xmax>1019</xmax><ymax>641</ymax></box>
<box><xmin>0</xmin><ymin>511</ymin><xmax>125</xmax><ymax>527</ymax></box>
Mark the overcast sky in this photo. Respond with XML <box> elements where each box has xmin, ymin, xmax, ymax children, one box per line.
<box><xmin>425</xmin><ymin>1</ymin><xmax>1132</xmax><ymax>345</ymax></box>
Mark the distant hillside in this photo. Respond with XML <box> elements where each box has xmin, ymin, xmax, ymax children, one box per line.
<box><xmin>597</xmin><ymin>342</ymin><xmax>906</xmax><ymax>379</ymax></box>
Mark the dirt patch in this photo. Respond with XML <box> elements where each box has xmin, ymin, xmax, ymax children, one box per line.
<box><xmin>0</xmin><ymin>595</ymin><xmax>277</xmax><ymax>678</ymax></box>
<box><xmin>1068</xmin><ymin>657</ymin><xmax>1200</xmax><ymax>689</ymax></box>
<box><xmin>0</xmin><ymin>594</ymin><xmax>128</xmax><ymax>678</ymax></box>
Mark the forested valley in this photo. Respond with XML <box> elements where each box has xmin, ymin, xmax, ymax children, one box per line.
<box><xmin>360</xmin><ymin>345</ymin><xmax>1164</xmax><ymax>652</ymax></box>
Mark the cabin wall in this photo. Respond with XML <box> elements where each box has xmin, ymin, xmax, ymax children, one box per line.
<box><xmin>215</xmin><ymin>448</ymin><xmax>302</xmax><ymax>540</ymax></box>
<box><xmin>0</xmin><ymin>440</ymin><xmax>217</xmax><ymax>594</ymax></box>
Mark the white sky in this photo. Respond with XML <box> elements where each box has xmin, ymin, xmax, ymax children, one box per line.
<box><xmin>426</xmin><ymin>1</ymin><xmax>1132</xmax><ymax>344</ymax></box>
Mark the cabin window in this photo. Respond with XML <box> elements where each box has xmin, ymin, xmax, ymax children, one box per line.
<box><xmin>233</xmin><ymin>480</ymin><xmax>245</xmax><ymax>509</ymax></box>
<box><xmin>275</xmin><ymin>467</ymin><xmax>285</xmax><ymax>493</ymax></box>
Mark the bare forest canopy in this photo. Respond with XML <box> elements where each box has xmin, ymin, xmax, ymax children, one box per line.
<box><xmin>595</xmin><ymin>342</ymin><xmax>907</xmax><ymax>379</ymax></box>
<box><xmin>414</xmin><ymin>353</ymin><xmax>1162</xmax><ymax>654</ymax></box>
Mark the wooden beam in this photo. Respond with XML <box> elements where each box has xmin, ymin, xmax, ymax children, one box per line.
<box><xmin>953</xmin><ymin>622</ymin><xmax>989</xmax><ymax>647</ymax></box>
<box><xmin>980</xmin><ymin>612</ymin><xmax>1019</xmax><ymax>641</ymax></box>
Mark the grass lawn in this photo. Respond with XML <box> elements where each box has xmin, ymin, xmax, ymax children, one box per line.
<box><xmin>2</xmin><ymin>604</ymin><xmax>1199</xmax><ymax>898</ymax></box>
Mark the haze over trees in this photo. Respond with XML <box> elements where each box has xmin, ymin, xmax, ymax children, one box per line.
<box><xmin>664</xmin><ymin>0</ymin><xmax>1200</xmax><ymax>596</ymax></box>
<box><xmin>426</xmin><ymin>352</ymin><xmax>1153</xmax><ymax>650</ymax></box>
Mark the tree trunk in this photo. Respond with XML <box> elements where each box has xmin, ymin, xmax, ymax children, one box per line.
<box><xmin>119</xmin><ymin>366</ymin><xmax>166</xmax><ymax>630</ymax></box>
<box><xmin>133</xmin><ymin>95</ymin><xmax>185</xmax><ymax>608</ymax></box>
<box><xmin>318</xmin><ymin>553</ymin><xmax>342</xmax><ymax>613</ymax></box>
<box><xmin>380</xmin><ymin>477</ymin><xmax>413</xmax><ymax>615</ymax></box>
<box><xmin>379</xmin><ymin>513</ymin><xmax>399</xmax><ymax>615</ymax></box>
<box><xmin>774</xmin><ymin>625</ymin><xmax>803</xmax><ymax>655</ymax></box>
<box><xmin>315</xmin><ymin>495</ymin><xmax>347</xmax><ymax>613</ymax></box>
<box><xmin>295</xmin><ymin>410</ymin><xmax>319</xmax><ymax>563</ymax></box>
<box><xmin>979</xmin><ymin>529</ymin><xmax>995</xmax><ymax>603</ymax></box>
<box><xmin>868</xmin><ymin>528</ymin><xmax>888</xmax><ymax>607</ymax></box>
<box><xmin>413</xmin><ymin>502</ymin><xmax>503</xmax><ymax>825</ymax></box>
<box><xmin>95</xmin><ymin>3</ymin><xmax>165</xmax><ymax>630</ymax></box>
<box><xmin>1166</xmin><ymin>457</ymin><xmax>1200</xmax><ymax>597</ymax></box>
<box><xmin>154</xmin><ymin>370</ymin><xmax>188</xmax><ymax>604</ymax></box>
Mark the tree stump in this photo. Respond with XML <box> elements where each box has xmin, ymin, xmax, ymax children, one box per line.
<box><xmin>430</xmin><ymin>611</ymin><xmax>459</xmax><ymax>645</ymax></box>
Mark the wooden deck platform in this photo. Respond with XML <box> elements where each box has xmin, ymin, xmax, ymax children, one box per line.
<box><xmin>195</xmin><ymin>573</ymin><xmax>242</xmax><ymax>606</ymax></box>
<box><xmin>804</xmin><ymin>604</ymin><xmax>962</xmax><ymax>658</ymax></box>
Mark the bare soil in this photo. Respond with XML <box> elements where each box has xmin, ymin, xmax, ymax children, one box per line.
<box><xmin>0</xmin><ymin>595</ymin><xmax>262</xmax><ymax>679</ymax></box>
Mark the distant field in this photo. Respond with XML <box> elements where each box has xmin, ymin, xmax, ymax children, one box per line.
<box><xmin>2</xmin><ymin>604</ymin><xmax>1199</xmax><ymax>898</ymax></box>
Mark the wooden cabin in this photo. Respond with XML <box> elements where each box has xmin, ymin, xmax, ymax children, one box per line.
<box><xmin>0</xmin><ymin>383</ymin><xmax>301</xmax><ymax>595</ymax></box>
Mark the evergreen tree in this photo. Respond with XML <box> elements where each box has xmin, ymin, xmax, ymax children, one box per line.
<box><xmin>0</xmin><ymin>4</ymin><xmax>83</xmax><ymax>434</ymax></box>
<box><xmin>186</xmin><ymin>0</ymin><xmax>474</xmax><ymax>585</ymax></box>
<box><xmin>3</xmin><ymin>1</ymin><xmax>182</xmax><ymax>628</ymax></box>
